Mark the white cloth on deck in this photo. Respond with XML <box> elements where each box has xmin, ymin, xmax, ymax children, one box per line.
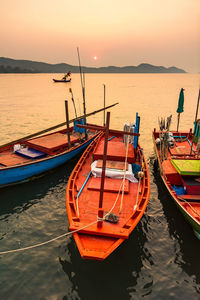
<box><xmin>91</xmin><ymin>160</ymin><xmax>138</xmax><ymax>183</ymax></box>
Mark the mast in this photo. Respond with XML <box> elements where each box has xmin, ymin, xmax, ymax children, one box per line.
<box><xmin>77</xmin><ymin>47</ymin><xmax>88</xmax><ymax>139</ymax></box>
<box><xmin>97</xmin><ymin>111</ymin><xmax>110</xmax><ymax>228</ymax></box>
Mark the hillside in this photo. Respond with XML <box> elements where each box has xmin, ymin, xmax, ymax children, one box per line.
<box><xmin>0</xmin><ymin>57</ymin><xmax>186</xmax><ymax>73</ymax></box>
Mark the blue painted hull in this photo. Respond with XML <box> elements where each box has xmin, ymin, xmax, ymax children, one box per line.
<box><xmin>0</xmin><ymin>137</ymin><xmax>94</xmax><ymax>188</ymax></box>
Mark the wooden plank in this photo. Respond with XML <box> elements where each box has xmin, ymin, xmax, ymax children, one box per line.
<box><xmin>0</xmin><ymin>152</ymin><xmax>31</xmax><ymax>166</ymax></box>
<box><xmin>178</xmin><ymin>195</ymin><xmax>200</xmax><ymax>202</ymax></box>
<box><xmin>96</xmin><ymin>160</ymin><xmax>128</xmax><ymax>170</ymax></box>
<box><xmin>26</xmin><ymin>133</ymin><xmax>79</xmax><ymax>154</ymax></box>
<box><xmin>93</xmin><ymin>141</ymin><xmax>135</xmax><ymax>163</ymax></box>
<box><xmin>70</xmin><ymin>222</ymin><xmax>129</xmax><ymax>239</ymax></box>
<box><xmin>87</xmin><ymin>177</ymin><xmax>129</xmax><ymax>193</ymax></box>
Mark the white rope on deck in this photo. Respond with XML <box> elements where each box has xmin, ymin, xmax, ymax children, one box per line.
<box><xmin>119</xmin><ymin>129</ymin><xmax>130</xmax><ymax>213</ymax></box>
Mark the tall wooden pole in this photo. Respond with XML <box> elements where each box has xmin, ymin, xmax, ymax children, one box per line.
<box><xmin>69</xmin><ymin>88</ymin><xmax>77</xmax><ymax>118</ymax></box>
<box><xmin>0</xmin><ymin>102</ymin><xmax>118</xmax><ymax>149</ymax></box>
<box><xmin>103</xmin><ymin>84</ymin><xmax>106</xmax><ymax>126</ymax></box>
<box><xmin>177</xmin><ymin>113</ymin><xmax>180</xmax><ymax>132</ymax></box>
<box><xmin>83</xmin><ymin>72</ymin><xmax>88</xmax><ymax>139</ymax></box>
<box><xmin>65</xmin><ymin>101</ymin><xmax>71</xmax><ymax>148</ymax></box>
<box><xmin>77</xmin><ymin>47</ymin><xmax>87</xmax><ymax>139</ymax></box>
<box><xmin>190</xmin><ymin>88</ymin><xmax>200</xmax><ymax>154</ymax></box>
<box><xmin>195</xmin><ymin>88</ymin><xmax>200</xmax><ymax>123</ymax></box>
<box><xmin>97</xmin><ymin>111</ymin><xmax>110</xmax><ymax>228</ymax></box>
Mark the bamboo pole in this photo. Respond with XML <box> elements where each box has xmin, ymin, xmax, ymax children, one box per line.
<box><xmin>195</xmin><ymin>88</ymin><xmax>200</xmax><ymax>123</ymax></box>
<box><xmin>77</xmin><ymin>47</ymin><xmax>87</xmax><ymax>139</ymax></box>
<box><xmin>69</xmin><ymin>88</ymin><xmax>77</xmax><ymax>118</ymax></box>
<box><xmin>65</xmin><ymin>100</ymin><xmax>71</xmax><ymax>148</ymax></box>
<box><xmin>190</xmin><ymin>88</ymin><xmax>200</xmax><ymax>154</ymax></box>
<box><xmin>177</xmin><ymin>113</ymin><xmax>180</xmax><ymax>132</ymax></box>
<box><xmin>75</xmin><ymin>124</ymin><xmax>140</xmax><ymax>137</ymax></box>
<box><xmin>103</xmin><ymin>84</ymin><xmax>106</xmax><ymax>126</ymax></box>
<box><xmin>0</xmin><ymin>102</ymin><xmax>119</xmax><ymax>149</ymax></box>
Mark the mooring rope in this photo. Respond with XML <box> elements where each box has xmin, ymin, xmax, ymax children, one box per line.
<box><xmin>0</xmin><ymin>219</ymin><xmax>98</xmax><ymax>255</ymax></box>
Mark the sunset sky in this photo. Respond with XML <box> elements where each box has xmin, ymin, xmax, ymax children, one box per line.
<box><xmin>1</xmin><ymin>0</ymin><xmax>199</xmax><ymax>72</ymax></box>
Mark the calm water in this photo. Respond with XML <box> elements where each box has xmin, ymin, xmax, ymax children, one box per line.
<box><xmin>0</xmin><ymin>73</ymin><xmax>200</xmax><ymax>299</ymax></box>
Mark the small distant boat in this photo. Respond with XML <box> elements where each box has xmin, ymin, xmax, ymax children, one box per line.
<box><xmin>53</xmin><ymin>78</ymin><xmax>71</xmax><ymax>83</ymax></box>
<box><xmin>66</xmin><ymin>112</ymin><xmax>150</xmax><ymax>260</ymax></box>
<box><xmin>152</xmin><ymin>88</ymin><xmax>200</xmax><ymax>239</ymax></box>
<box><xmin>53</xmin><ymin>71</ymin><xmax>72</xmax><ymax>83</ymax></box>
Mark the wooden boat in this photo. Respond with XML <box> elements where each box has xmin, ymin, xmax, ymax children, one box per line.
<box><xmin>53</xmin><ymin>78</ymin><xmax>71</xmax><ymax>83</ymax></box>
<box><xmin>0</xmin><ymin>101</ymin><xmax>118</xmax><ymax>188</ymax></box>
<box><xmin>152</xmin><ymin>122</ymin><xmax>200</xmax><ymax>239</ymax></box>
<box><xmin>66</xmin><ymin>112</ymin><xmax>150</xmax><ymax>260</ymax></box>
<box><xmin>0</xmin><ymin>123</ymin><xmax>99</xmax><ymax>188</ymax></box>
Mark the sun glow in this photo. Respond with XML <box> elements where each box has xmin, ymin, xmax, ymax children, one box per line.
<box><xmin>93</xmin><ymin>56</ymin><xmax>97</xmax><ymax>61</ymax></box>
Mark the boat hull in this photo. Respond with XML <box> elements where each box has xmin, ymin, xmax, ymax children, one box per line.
<box><xmin>0</xmin><ymin>133</ymin><xmax>97</xmax><ymax>188</ymax></box>
<box><xmin>53</xmin><ymin>79</ymin><xmax>71</xmax><ymax>83</ymax></box>
<box><xmin>152</xmin><ymin>129</ymin><xmax>200</xmax><ymax>239</ymax></box>
<box><xmin>66</xmin><ymin>131</ymin><xmax>150</xmax><ymax>260</ymax></box>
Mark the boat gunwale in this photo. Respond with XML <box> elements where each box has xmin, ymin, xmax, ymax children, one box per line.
<box><xmin>152</xmin><ymin>130</ymin><xmax>200</xmax><ymax>228</ymax></box>
<box><xmin>66</xmin><ymin>132</ymin><xmax>150</xmax><ymax>233</ymax></box>
<box><xmin>0</xmin><ymin>129</ymin><xmax>100</xmax><ymax>172</ymax></box>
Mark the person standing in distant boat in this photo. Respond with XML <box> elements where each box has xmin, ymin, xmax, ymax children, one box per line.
<box><xmin>62</xmin><ymin>71</ymin><xmax>71</xmax><ymax>81</ymax></box>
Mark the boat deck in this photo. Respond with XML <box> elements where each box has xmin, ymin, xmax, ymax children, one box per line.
<box><xmin>67</xmin><ymin>132</ymin><xmax>150</xmax><ymax>260</ymax></box>
<box><xmin>153</xmin><ymin>129</ymin><xmax>200</xmax><ymax>234</ymax></box>
<box><xmin>26</xmin><ymin>132</ymin><xmax>80</xmax><ymax>155</ymax></box>
<box><xmin>0</xmin><ymin>131</ymin><xmax>88</xmax><ymax>168</ymax></box>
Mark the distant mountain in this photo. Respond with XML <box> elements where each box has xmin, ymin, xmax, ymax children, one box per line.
<box><xmin>0</xmin><ymin>57</ymin><xmax>186</xmax><ymax>73</ymax></box>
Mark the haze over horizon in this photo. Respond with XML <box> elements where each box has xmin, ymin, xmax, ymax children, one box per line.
<box><xmin>1</xmin><ymin>0</ymin><xmax>200</xmax><ymax>73</ymax></box>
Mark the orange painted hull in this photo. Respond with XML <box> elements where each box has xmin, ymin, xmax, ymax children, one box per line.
<box><xmin>66</xmin><ymin>132</ymin><xmax>150</xmax><ymax>260</ymax></box>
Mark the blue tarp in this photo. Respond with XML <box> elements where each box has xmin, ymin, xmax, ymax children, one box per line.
<box><xmin>15</xmin><ymin>147</ymin><xmax>46</xmax><ymax>159</ymax></box>
<box><xmin>73</xmin><ymin>118</ymin><xmax>85</xmax><ymax>134</ymax></box>
<box><xmin>132</xmin><ymin>163</ymin><xmax>141</xmax><ymax>179</ymax></box>
<box><xmin>171</xmin><ymin>185</ymin><xmax>186</xmax><ymax>195</ymax></box>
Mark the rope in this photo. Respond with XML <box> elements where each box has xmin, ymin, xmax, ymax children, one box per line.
<box><xmin>119</xmin><ymin>129</ymin><xmax>130</xmax><ymax>213</ymax></box>
<box><xmin>0</xmin><ymin>220</ymin><xmax>98</xmax><ymax>255</ymax></box>
<box><xmin>180</xmin><ymin>198</ymin><xmax>200</xmax><ymax>218</ymax></box>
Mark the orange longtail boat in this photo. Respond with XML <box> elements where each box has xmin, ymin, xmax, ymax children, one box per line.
<box><xmin>66</xmin><ymin>112</ymin><xmax>150</xmax><ymax>260</ymax></box>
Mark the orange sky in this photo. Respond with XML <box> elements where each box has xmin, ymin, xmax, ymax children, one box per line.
<box><xmin>0</xmin><ymin>0</ymin><xmax>200</xmax><ymax>72</ymax></box>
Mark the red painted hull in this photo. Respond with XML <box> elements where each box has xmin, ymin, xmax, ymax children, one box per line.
<box><xmin>66</xmin><ymin>132</ymin><xmax>150</xmax><ymax>260</ymax></box>
<box><xmin>152</xmin><ymin>129</ymin><xmax>200</xmax><ymax>238</ymax></box>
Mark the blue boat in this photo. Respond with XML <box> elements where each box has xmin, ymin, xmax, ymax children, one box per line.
<box><xmin>0</xmin><ymin>123</ymin><xmax>100</xmax><ymax>188</ymax></box>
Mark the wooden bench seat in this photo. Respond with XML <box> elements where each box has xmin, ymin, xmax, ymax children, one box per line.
<box><xmin>87</xmin><ymin>177</ymin><xmax>129</xmax><ymax>193</ymax></box>
<box><xmin>93</xmin><ymin>141</ymin><xmax>135</xmax><ymax>163</ymax></box>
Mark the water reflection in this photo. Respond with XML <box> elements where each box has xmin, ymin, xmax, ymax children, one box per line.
<box><xmin>59</xmin><ymin>221</ymin><xmax>148</xmax><ymax>300</ymax></box>
<box><xmin>0</xmin><ymin>155</ymin><xmax>80</xmax><ymax>217</ymax></box>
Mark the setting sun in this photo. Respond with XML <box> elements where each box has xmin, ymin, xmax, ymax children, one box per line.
<box><xmin>93</xmin><ymin>56</ymin><xmax>97</xmax><ymax>61</ymax></box>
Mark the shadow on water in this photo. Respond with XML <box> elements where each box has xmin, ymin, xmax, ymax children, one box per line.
<box><xmin>152</xmin><ymin>160</ymin><xmax>200</xmax><ymax>287</ymax></box>
<box><xmin>0</xmin><ymin>155</ymin><xmax>81</xmax><ymax>218</ymax></box>
<box><xmin>59</xmin><ymin>219</ymin><xmax>148</xmax><ymax>300</ymax></box>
